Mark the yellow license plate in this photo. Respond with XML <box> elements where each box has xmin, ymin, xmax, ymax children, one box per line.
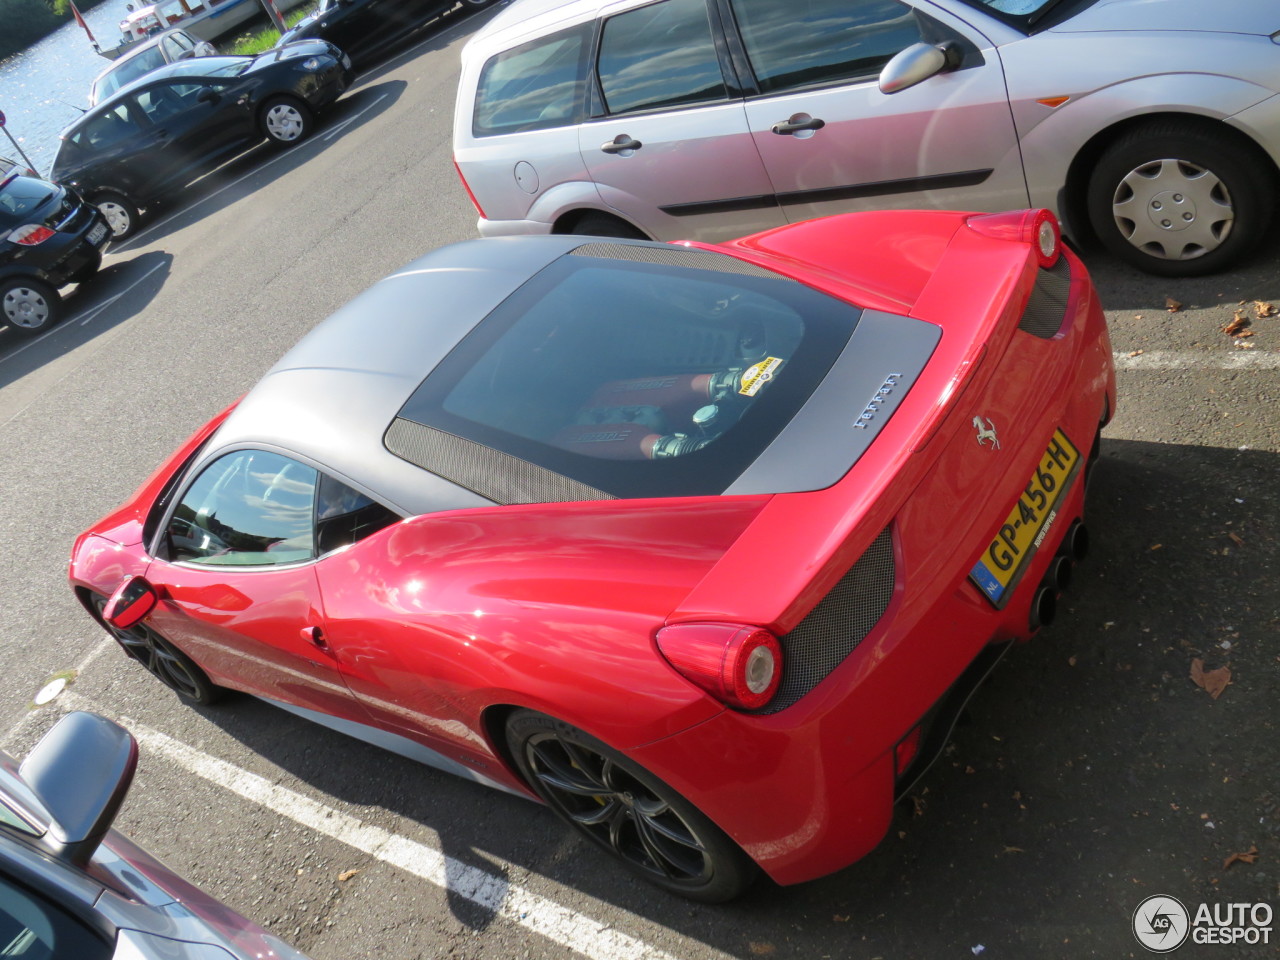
<box><xmin>969</xmin><ymin>428</ymin><xmax>1081</xmax><ymax>608</ymax></box>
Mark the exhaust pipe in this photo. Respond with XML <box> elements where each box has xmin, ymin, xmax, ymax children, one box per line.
<box><xmin>1030</xmin><ymin>585</ymin><xmax>1057</xmax><ymax>631</ymax></box>
<box><xmin>1065</xmin><ymin>521</ymin><xmax>1089</xmax><ymax>563</ymax></box>
<box><xmin>1049</xmin><ymin>554</ymin><xmax>1073</xmax><ymax>592</ymax></box>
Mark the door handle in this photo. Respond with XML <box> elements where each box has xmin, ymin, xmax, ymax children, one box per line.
<box><xmin>601</xmin><ymin>135</ymin><xmax>642</xmax><ymax>155</ymax></box>
<box><xmin>300</xmin><ymin>625</ymin><xmax>328</xmax><ymax>649</ymax></box>
<box><xmin>771</xmin><ymin>115</ymin><xmax>826</xmax><ymax>135</ymax></box>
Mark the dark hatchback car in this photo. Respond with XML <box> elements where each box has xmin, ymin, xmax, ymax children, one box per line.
<box><xmin>51</xmin><ymin>40</ymin><xmax>353</xmax><ymax>240</ymax></box>
<box><xmin>279</xmin><ymin>0</ymin><xmax>490</xmax><ymax>68</ymax></box>
<box><xmin>0</xmin><ymin>171</ymin><xmax>110</xmax><ymax>337</ymax></box>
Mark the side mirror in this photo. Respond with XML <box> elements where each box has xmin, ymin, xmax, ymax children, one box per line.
<box><xmin>196</xmin><ymin>87</ymin><xmax>221</xmax><ymax>104</ymax></box>
<box><xmin>879</xmin><ymin>42</ymin><xmax>957</xmax><ymax>94</ymax></box>
<box><xmin>102</xmin><ymin>575</ymin><xmax>158</xmax><ymax>630</ymax></box>
<box><xmin>18</xmin><ymin>712</ymin><xmax>138</xmax><ymax>866</ymax></box>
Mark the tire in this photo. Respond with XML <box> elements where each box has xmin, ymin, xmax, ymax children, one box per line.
<box><xmin>0</xmin><ymin>277</ymin><xmax>60</xmax><ymax>337</ymax></box>
<box><xmin>94</xmin><ymin>192</ymin><xmax>141</xmax><ymax>240</ymax></box>
<box><xmin>570</xmin><ymin>213</ymin><xmax>648</xmax><ymax>240</ymax></box>
<box><xmin>506</xmin><ymin>710</ymin><xmax>757</xmax><ymax>902</ymax></box>
<box><xmin>1086</xmin><ymin>121</ymin><xmax>1275</xmax><ymax>277</ymax></box>
<box><xmin>260</xmin><ymin>96</ymin><xmax>314</xmax><ymax>146</ymax></box>
<box><xmin>91</xmin><ymin>594</ymin><xmax>224</xmax><ymax>706</ymax></box>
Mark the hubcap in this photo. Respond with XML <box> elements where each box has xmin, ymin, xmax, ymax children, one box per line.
<box><xmin>527</xmin><ymin>734</ymin><xmax>712</xmax><ymax>883</ymax></box>
<box><xmin>2</xmin><ymin>286</ymin><xmax>51</xmax><ymax>328</ymax></box>
<box><xmin>98</xmin><ymin>201</ymin><xmax>132</xmax><ymax>237</ymax></box>
<box><xmin>1111</xmin><ymin>158</ymin><xmax>1232</xmax><ymax>261</ymax></box>
<box><xmin>266</xmin><ymin>105</ymin><xmax>304</xmax><ymax>141</ymax></box>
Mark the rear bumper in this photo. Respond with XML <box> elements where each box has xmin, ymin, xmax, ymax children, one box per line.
<box><xmin>631</xmin><ymin>250</ymin><xmax>1115</xmax><ymax>887</ymax></box>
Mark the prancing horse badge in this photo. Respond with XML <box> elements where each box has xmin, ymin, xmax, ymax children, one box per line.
<box><xmin>973</xmin><ymin>416</ymin><xmax>1000</xmax><ymax>449</ymax></box>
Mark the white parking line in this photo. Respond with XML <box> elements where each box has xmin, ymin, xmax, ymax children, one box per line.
<box><xmin>1113</xmin><ymin>349</ymin><xmax>1280</xmax><ymax>370</ymax></box>
<box><xmin>28</xmin><ymin>691</ymin><xmax>721</xmax><ymax>960</ymax></box>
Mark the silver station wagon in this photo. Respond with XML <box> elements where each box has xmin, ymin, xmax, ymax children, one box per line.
<box><xmin>452</xmin><ymin>0</ymin><xmax>1280</xmax><ymax>277</ymax></box>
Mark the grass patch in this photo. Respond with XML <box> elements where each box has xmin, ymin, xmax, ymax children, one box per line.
<box><xmin>222</xmin><ymin>4</ymin><xmax>317</xmax><ymax>57</ymax></box>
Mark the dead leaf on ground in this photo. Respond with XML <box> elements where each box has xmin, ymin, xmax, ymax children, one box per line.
<box><xmin>1165</xmin><ymin>297</ymin><xmax>1182</xmax><ymax>312</ymax></box>
<box><xmin>833</xmin><ymin>914</ymin><xmax>851</xmax><ymax>923</ymax></box>
<box><xmin>338</xmin><ymin>869</ymin><xmax>361</xmax><ymax>882</ymax></box>
<box><xmin>1254</xmin><ymin>300</ymin><xmax>1277</xmax><ymax>318</ymax></box>
<box><xmin>1223</xmin><ymin>846</ymin><xmax>1259</xmax><ymax>870</ymax></box>
<box><xmin>1127</xmin><ymin>349</ymin><xmax>1144</xmax><ymax>357</ymax></box>
<box><xmin>1003</xmin><ymin>846</ymin><xmax>1025</xmax><ymax>855</ymax></box>
<box><xmin>748</xmin><ymin>943</ymin><xmax>776</xmax><ymax>956</ymax></box>
<box><xmin>1222</xmin><ymin>311</ymin><xmax>1251</xmax><ymax>336</ymax></box>
<box><xmin>1228</xmin><ymin>532</ymin><xmax>1244</xmax><ymax>547</ymax></box>
<box><xmin>1190</xmin><ymin>658</ymin><xmax>1231</xmax><ymax>700</ymax></box>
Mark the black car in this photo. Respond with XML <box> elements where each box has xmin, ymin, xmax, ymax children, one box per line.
<box><xmin>0</xmin><ymin>170</ymin><xmax>110</xmax><ymax>337</ymax></box>
<box><xmin>51</xmin><ymin>40</ymin><xmax>353</xmax><ymax>240</ymax></box>
<box><xmin>279</xmin><ymin>0</ymin><xmax>488</xmax><ymax>69</ymax></box>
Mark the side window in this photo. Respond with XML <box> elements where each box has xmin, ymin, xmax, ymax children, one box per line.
<box><xmin>472</xmin><ymin>26</ymin><xmax>589</xmax><ymax>136</ymax></box>
<box><xmin>134</xmin><ymin>82</ymin><xmax>209</xmax><ymax>123</ymax></box>
<box><xmin>729</xmin><ymin>0</ymin><xmax>923</xmax><ymax>94</ymax></box>
<box><xmin>0</xmin><ymin>875</ymin><xmax>112</xmax><ymax>960</ymax></box>
<box><xmin>315</xmin><ymin>474</ymin><xmax>401</xmax><ymax>555</ymax></box>
<box><xmin>167</xmin><ymin>451</ymin><xmax>318</xmax><ymax>566</ymax></box>
<box><xmin>75</xmin><ymin>103</ymin><xmax>140</xmax><ymax>150</ymax></box>
<box><xmin>597</xmin><ymin>0</ymin><xmax>727</xmax><ymax>115</ymax></box>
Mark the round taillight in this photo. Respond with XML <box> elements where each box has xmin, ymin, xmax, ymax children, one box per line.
<box><xmin>656</xmin><ymin>623</ymin><xmax>782</xmax><ymax>711</ymax></box>
<box><xmin>965</xmin><ymin>208</ymin><xmax>1061</xmax><ymax>269</ymax></box>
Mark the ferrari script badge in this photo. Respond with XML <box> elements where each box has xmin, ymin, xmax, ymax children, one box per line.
<box><xmin>973</xmin><ymin>416</ymin><xmax>1000</xmax><ymax>449</ymax></box>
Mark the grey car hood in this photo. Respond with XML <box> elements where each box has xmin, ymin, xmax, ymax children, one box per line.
<box><xmin>1053</xmin><ymin>0</ymin><xmax>1276</xmax><ymax>36</ymax></box>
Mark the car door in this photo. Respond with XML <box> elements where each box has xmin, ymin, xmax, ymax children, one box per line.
<box><xmin>59</xmin><ymin>100</ymin><xmax>157</xmax><ymax>199</ymax></box>
<box><xmin>729</xmin><ymin>0</ymin><xmax>1028</xmax><ymax>222</ymax></box>
<box><xmin>143</xmin><ymin>450</ymin><xmax>370</xmax><ymax>721</ymax></box>
<box><xmin>129</xmin><ymin>77</ymin><xmax>252</xmax><ymax>191</ymax></box>
<box><xmin>578</xmin><ymin>0</ymin><xmax>786</xmax><ymax>241</ymax></box>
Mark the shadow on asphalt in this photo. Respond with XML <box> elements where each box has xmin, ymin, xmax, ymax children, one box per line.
<box><xmin>100</xmin><ymin>437</ymin><xmax>1274</xmax><ymax>956</ymax></box>
<box><xmin>113</xmin><ymin>81</ymin><xmax>407</xmax><ymax>250</ymax></box>
<box><xmin>0</xmin><ymin>251</ymin><xmax>172</xmax><ymax>387</ymax></box>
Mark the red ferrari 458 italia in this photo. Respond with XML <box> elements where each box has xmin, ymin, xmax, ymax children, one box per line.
<box><xmin>71</xmin><ymin>209</ymin><xmax>1115</xmax><ymax>901</ymax></box>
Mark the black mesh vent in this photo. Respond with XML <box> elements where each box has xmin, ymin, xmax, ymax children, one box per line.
<box><xmin>758</xmin><ymin>526</ymin><xmax>896</xmax><ymax>714</ymax></box>
<box><xmin>570</xmin><ymin>242</ymin><xmax>794</xmax><ymax>281</ymax></box>
<box><xmin>385</xmin><ymin>418</ymin><xmax>613</xmax><ymax>505</ymax></box>
<box><xmin>1017</xmin><ymin>255</ymin><xmax>1072</xmax><ymax>339</ymax></box>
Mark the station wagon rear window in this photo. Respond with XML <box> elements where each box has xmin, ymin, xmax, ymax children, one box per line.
<box><xmin>473</xmin><ymin>25</ymin><xmax>590</xmax><ymax>136</ymax></box>
<box><xmin>392</xmin><ymin>244</ymin><xmax>861</xmax><ymax>500</ymax></box>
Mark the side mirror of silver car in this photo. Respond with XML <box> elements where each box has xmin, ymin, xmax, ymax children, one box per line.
<box><xmin>879</xmin><ymin>42</ymin><xmax>958</xmax><ymax>94</ymax></box>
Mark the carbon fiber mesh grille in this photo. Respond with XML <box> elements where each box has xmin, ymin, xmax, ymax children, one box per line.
<box><xmin>758</xmin><ymin>526</ymin><xmax>896</xmax><ymax>714</ymax></box>
<box><xmin>570</xmin><ymin>242</ymin><xmax>794</xmax><ymax>281</ymax></box>
<box><xmin>385</xmin><ymin>418</ymin><xmax>613</xmax><ymax>505</ymax></box>
<box><xmin>1017</xmin><ymin>256</ymin><xmax>1072</xmax><ymax>339</ymax></box>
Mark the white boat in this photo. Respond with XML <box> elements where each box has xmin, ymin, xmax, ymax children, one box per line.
<box><xmin>100</xmin><ymin>0</ymin><xmax>310</xmax><ymax>58</ymax></box>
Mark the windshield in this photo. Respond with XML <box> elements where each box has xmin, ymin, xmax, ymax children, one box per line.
<box><xmin>395</xmin><ymin>247</ymin><xmax>860</xmax><ymax>499</ymax></box>
<box><xmin>0</xmin><ymin>176</ymin><xmax>58</xmax><ymax>229</ymax></box>
<box><xmin>162</xmin><ymin>56</ymin><xmax>251</xmax><ymax>79</ymax></box>
<box><xmin>93</xmin><ymin>46</ymin><xmax>167</xmax><ymax>101</ymax></box>
<box><xmin>956</xmin><ymin>0</ymin><xmax>1095</xmax><ymax>29</ymax></box>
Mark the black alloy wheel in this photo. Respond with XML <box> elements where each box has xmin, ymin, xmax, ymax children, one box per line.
<box><xmin>92</xmin><ymin>594</ymin><xmax>222</xmax><ymax>705</ymax></box>
<box><xmin>506</xmin><ymin>710</ymin><xmax>756</xmax><ymax>901</ymax></box>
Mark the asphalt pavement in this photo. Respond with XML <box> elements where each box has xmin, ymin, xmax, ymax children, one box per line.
<box><xmin>0</xmin><ymin>6</ymin><xmax>1276</xmax><ymax>958</ymax></box>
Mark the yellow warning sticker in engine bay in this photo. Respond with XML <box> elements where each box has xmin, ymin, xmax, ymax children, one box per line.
<box><xmin>739</xmin><ymin>357</ymin><xmax>784</xmax><ymax>397</ymax></box>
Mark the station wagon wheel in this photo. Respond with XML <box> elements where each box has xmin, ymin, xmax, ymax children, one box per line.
<box><xmin>91</xmin><ymin>594</ymin><xmax>223</xmax><ymax>705</ymax></box>
<box><xmin>94</xmin><ymin>192</ymin><xmax>140</xmax><ymax>240</ymax></box>
<box><xmin>0</xmin><ymin>278</ymin><xmax>59</xmax><ymax>337</ymax></box>
<box><xmin>569</xmin><ymin>213</ymin><xmax>648</xmax><ymax>240</ymax></box>
<box><xmin>506</xmin><ymin>710</ymin><xmax>756</xmax><ymax>902</ymax></box>
<box><xmin>1086</xmin><ymin>120</ymin><xmax>1274</xmax><ymax>277</ymax></box>
<box><xmin>260</xmin><ymin>96</ymin><xmax>314</xmax><ymax>145</ymax></box>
